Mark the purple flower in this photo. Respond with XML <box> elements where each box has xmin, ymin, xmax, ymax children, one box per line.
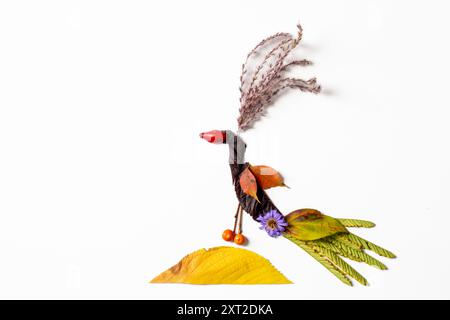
<box><xmin>257</xmin><ymin>210</ymin><xmax>288</xmax><ymax>237</ymax></box>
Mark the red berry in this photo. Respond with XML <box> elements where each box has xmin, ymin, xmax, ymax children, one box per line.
<box><xmin>222</xmin><ymin>229</ymin><xmax>235</xmax><ymax>241</ymax></box>
<box><xmin>234</xmin><ymin>233</ymin><xmax>246</xmax><ymax>245</ymax></box>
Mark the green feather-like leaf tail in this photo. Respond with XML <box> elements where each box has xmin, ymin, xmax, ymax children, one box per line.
<box><xmin>283</xmin><ymin>214</ymin><xmax>396</xmax><ymax>286</ymax></box>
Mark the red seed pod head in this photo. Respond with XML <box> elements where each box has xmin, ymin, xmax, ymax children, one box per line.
<box><xmin>199</xmin><ymin>130</ymin><xmax>226</xmax><ymax>144</ymax></box>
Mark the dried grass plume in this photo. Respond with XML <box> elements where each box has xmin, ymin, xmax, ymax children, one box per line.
<box><xmin>237</xmin><ymin>24</ymin><xmax>321</xmax><ymax>131</ymax></box>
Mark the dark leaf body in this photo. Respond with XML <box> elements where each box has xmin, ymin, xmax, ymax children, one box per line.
<box><xmin>230</xmin><ymin>163</ymin><xmax>282</xmax><ymax>220</ymax></box>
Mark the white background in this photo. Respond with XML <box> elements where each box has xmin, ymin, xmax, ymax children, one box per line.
<box><xmin>1</xmin><ymin>0</ymin><xmax>449</xmax><ymax>299</ymax></box>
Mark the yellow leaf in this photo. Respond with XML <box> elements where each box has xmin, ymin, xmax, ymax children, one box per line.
<box><xmin>150</xmin><ymin>246</ymin><xmax>292</xmax><ymax>285</ymax></box>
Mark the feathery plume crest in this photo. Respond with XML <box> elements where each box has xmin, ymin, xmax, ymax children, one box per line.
<box><xmin>237</xmin><ymin>24</ymin><xmax>321</xmax><ymax>131</ymax></box>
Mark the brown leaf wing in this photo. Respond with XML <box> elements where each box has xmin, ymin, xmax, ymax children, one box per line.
<box><xmin>239</xmin><ymin>167</ymin><xmax>260</xmax><ymax>202</ymax></box>
<box><xmin>249</xmin><ymin>165</ymin><xmax>287</xmax><ymax>190</ymax></box>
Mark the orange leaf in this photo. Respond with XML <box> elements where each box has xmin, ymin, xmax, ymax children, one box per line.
<box><xmin>239</xmin><ymin>167</ymin><xmax>259</xmax><ymax>202</ymax></box>
<box><xmin>249</xmin><ymin>165</ymin><xmax>287</xmax><ymax>190</ymax></box>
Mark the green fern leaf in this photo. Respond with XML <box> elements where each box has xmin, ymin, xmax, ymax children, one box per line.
<box><xmin>325</xmin><ymin>238</ymin><xmax>387</xmax><ymax>270</ymax></box>
<box><xmin>315</xmin><ymin>239</ymin><xmax>362</xmax><ymax>262</ymax></box>
<box><xmin>338</xmin><ymin>219</ymin><xmax>376</xmax><ymax>228</ymax></box>
<box><xmin>347</xmin><ymin>234</ymin><xmax>396</xmax><ymax>258</ymax></box>
<box><xmin>284</xmin><ymin>234</ymin><xmax>353</xmax><ymax>286</ymax></box>
<box><xmin>334</xmin><ymin>233</ymin><xmax>364</xmax><ymax>250</ymax></box>
<box><xmin>308</xmin><ymin>243</ymin><xmax>368</xmax><ymax>286</ymax></box>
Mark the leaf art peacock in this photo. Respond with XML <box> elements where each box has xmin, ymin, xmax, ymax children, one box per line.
<box><xmin>152</xmin><ymin>24</ymin><xmax>395</xmax><ymax>286</ymax></box>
